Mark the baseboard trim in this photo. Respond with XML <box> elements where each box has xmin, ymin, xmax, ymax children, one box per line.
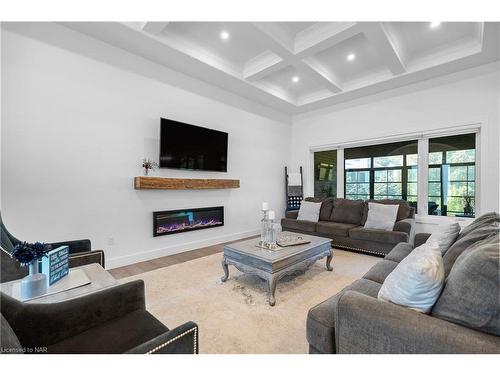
<box><xmin>107</xmin><ymin>228</ymin><xmax>260</xmax><ymax>269</ymax></box>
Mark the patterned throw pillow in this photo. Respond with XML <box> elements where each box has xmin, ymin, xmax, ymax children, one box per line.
<box><xmin>378</xmin><ymin>242</ymin><xmax>444</xmax><ymax>313</ymax></box>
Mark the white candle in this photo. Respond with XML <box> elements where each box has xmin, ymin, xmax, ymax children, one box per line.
<box><xmin>268</xmin><ymin>211</ymin><xmax>275</xmax><ymax>220</ymax></box>
<box><xmin>262</xmin><ymin>202</ymin><xmax>269</xmax><ymax>211</ymax></box>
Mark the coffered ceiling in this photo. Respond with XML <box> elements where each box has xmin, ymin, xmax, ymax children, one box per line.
<box><xmin>58</xmin><ymin>22</ymin><xmax>499</xmax><ymax>117</ymax></box>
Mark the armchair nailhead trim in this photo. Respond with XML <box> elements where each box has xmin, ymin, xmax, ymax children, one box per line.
<box><xmin>147</xmin><ymin>326</ymin><xmax>198</xmax><ymax>354</ymax></box>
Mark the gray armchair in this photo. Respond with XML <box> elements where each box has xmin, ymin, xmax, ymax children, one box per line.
<box><xmin>0</xmin><ymin>280</ymin><xmax>198</xmax><ymax>354</ymax></box>
<box><xmin>1</xmin><ymin>212</ymin><xmax>105</xmax><ymax>282</ymax></box>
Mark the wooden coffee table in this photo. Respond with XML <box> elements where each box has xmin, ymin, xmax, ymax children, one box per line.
<box><xmin>221</xmin><ymin>232</ymin><xmax>333</xmax><ymax>306</ymax></box>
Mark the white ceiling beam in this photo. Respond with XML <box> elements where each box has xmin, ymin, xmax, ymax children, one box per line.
<box><xmin>248</xmin><ymin>22</ymin><xmax>343</xmax><ymax>92</ymax></box>
<box><xmin>480</xmin><ymin>22</ymin><xmax>500</xmax><ymax>59</ymax></box>
<box><xmin>294</xmin><ymin>22</ymin><xmax>360</xmax><ymax>57</ymax></box>
<box><xmin>141</xmin><ymin>22</ymin><xmax>169</xmax><ymax>35</ymax></box>
<box><xmin>360</xmin><ymin>22</ymin><xmax>406</xmax><ymax>75</ymax></box>
<box><xmin>243</xmin><ymin>51</ymin><xmax>288</xmax><ymax>81</ymax></box>
<box><xmin>250</xmin><ymin>22</ymin><xmax>295</xmax><ymax>57</ymax></box>
<box><xmin>41</xmin><ymin>21</ymin><xmax>498</xmax><ymax>116</ymax></box>
<box><xmin>298</xmin><ymin>59</ymin><xmax>342</xmax><ymax>92</ymax></box>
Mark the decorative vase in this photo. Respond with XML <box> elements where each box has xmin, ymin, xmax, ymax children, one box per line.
<box><xmin>259</xmin><ymin>210</ymin><xmax>269</xmax><ymax>247</ymax></box>
<box><xmin>144</xmin><ymin>168</ymin><xmax>149</xmax><ymax>176</ymax></box>
<box><xmin>20</xmin><ymin>261</ymin><xmax>47</xmax><ymax>299</ymax></box>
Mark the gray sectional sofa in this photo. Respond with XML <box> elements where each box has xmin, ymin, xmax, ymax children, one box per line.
<box><xmin>306</xmin><ymin>212</ymin><xmax>500</xmax><ymax>354</ymax></box>
<box><xmin>282</xmin><ymin>198</ymin><xmax>415</xmax><ymax>256</ymax></box>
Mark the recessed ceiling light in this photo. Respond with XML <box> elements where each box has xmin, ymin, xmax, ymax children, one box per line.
<box><xmin>220</xmin><ymin>31</ymin><xmax>230</xmax><ymax>40</ymax></box>
<box><xmin>347</xmin><ymin>53</ymin><xmax>356</xmax><ymax>61</ymax></box>
<box><xmin>430</xmin><ymin>22</ymin><xmax>441</xmax><ymax>29</ymax></box>
<box><xmin>292</xmin><ymin>76</ymin><xmax>300</xmax><ymax>83</ymax></box>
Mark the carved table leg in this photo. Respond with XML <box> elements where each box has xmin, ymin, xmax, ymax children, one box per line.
<box><xmin>326</xmin><ymin>250</ymin><xmax>333</xmax><ymax>271</ymax></box>
<box><xmin>221</xmin><ymin>256</ymin><xmax>229</xmax><ymax>282</ymax></box>
<box><xmin>268</xmin><ymin>276</ymin><xmax>277</xmax><ymax>306</ymax></box>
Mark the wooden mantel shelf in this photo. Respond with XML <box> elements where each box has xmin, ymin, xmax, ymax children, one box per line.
<box><xmin>134</xmin><ymin>176</ymin><xmax>240</xmax><ymax>190</ymax></box>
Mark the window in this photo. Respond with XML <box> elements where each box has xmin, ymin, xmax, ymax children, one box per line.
<box><xmin>406</xmin><ymin>154</ymin><xmax>418</xmax><ymax>205</ymax></box>
<box><xmin>428</xmin><ymin>134</ymin><xmax>476</xmax><ymax>217</ymax></box>
<box><xmin>316</xmin><ymin>128</ymin><xmax>479</xmax><ymax>217</ymax></box>
<box><xmin>344</xmin><ymin>140</ymin><xmax>418</xmax><ymax>210</ymax></box>
<box><xmin>314</xmin><ymin>150</ymin><xmax>337</xmax><ymax>198</ymax></box>
<box><xmin>346</xmin><ymin>170</ymin><xmax>370</xmax><ymax>200</ymax></box>
<box><xmin>374</xmin><ymin>169</ymin><xmax>402</xmax><ymax>199</ymax></box>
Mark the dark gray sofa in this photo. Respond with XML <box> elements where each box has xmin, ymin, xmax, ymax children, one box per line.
<box><xmin>282</xmin><ymin>198</ymin><xmax>415</xmax><ymax>256</ymax></box>
<box><xmin>306</xmin><ymin>212</ymin><xmax>500</xmax><ymax>354</ymax></box>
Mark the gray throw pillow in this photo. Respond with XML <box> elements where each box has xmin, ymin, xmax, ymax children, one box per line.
<box><xmin>442</xmin><ymin>222</ymin><xmax>499</xmax><ymax>276</ymax></box>
<box><xmin>426</xmin><ymin>221</ymin><xmax>461</xmax><ymax>255</ymax></box>
<box><xmin>432</xmin><ymin>234</ymin><xmax>500</xmax><ymax>335</ymax></box>
<box><xmin>457</xmin><ymin>212</ymin><xmax>499</xmax><ymax>240</ymax></box>
<box><xmin>330</xmin><ymin>198</ymin><xmax>365</xmax><ymax>225</ymax></box>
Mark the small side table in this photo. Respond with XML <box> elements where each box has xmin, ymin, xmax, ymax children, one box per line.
<box><xmin>0</xmin><ymin>263</ymin><xmax>118</xmax><ymax>303</ymax></box>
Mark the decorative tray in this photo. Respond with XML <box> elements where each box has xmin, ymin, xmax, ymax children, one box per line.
<box><xmin>277</xmin><ymin>237</ymin><xmax>311</xmax><ymax>247</ymax></box>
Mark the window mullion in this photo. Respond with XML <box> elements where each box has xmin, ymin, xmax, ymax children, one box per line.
<box><xmin>417</xmin><ymin>138</ymin><xmax>429</xmax><ymax>216</ymax></box>
<box><xmin>402</xmin><ymin>154</ymin><xmax>408</xmax><ymax>201</ymax></box>
<box><xmin>337</xmin><ymin>148</ymin><xmax>344</xmax><ymax>199</ymax></box>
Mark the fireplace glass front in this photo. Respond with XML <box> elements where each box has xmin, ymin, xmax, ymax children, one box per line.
<box><xmin>153</xmin><ymin>206</ymin><xmax>224</xmax><ymax>236</ymax></box>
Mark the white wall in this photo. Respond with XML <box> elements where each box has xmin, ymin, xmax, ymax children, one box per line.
<box><xmin>2</xmin><ymin>24</ymin><xmax>499</xmax><ymax>266</ymax></box>
<box><xmin>291</xmin><ymin>62</ymin><xmax>500</xmax><ymax>232</ymax></box>
<box><xmin>1</xmin><ymin>29</ymin><xmax>290</xmax><ymax>268</ymax></box>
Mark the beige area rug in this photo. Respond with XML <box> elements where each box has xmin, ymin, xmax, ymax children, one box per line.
<box><xmin>123</xmin><ymin>249</ymin><xmax>379</xmax><ymax>354</ymax></box>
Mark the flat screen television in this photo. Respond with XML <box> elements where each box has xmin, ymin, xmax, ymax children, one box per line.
<box><xmin>160</xmin><ymin>118</ymin><xmax>228</xmax><ymax>172</ymax></box>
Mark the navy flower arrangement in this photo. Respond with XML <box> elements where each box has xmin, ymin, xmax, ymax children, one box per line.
<box><xmin>12</xmin><ymin>242</ymin><xmax>51</xmax><ymax>266</ymax></box>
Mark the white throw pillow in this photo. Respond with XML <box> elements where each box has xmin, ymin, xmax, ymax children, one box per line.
<box><xmin>297</xmin><ymin>201</ymin><xmax>321</xmax><ymax>222</ymax></box>
<box><xmin>378</xmin><ymin>242</ymin><xmax>445</xmax><ymax>313</ymax></box>
<box><xmin>426</xmin><ymin>221</ymin><xmax>461</xmax><ymax>255</ymax></box>
<box><xmin>363</xmin><ymin>202</ymin><xmax>399</xmax><ymax>231</ymax></box>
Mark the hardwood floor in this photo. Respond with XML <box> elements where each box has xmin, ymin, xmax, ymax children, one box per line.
<box><xmin>109</xmin><ymin>236</ymin><xmax>258</xmax><ymax>279</ymax></box>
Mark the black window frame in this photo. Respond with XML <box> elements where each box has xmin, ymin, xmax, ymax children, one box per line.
<box><xmin>344</xmin><ymin>144</ymin><xmax>418</xmax><ymax>207</ymax></box>
<box><xmin>428</xmin><ymin>151</ymin><xmax>475</xmax><ymax>217</ymax></box>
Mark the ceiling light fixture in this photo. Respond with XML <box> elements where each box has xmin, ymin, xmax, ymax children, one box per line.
<box><xmin>220</xmin><ymin>30</ymin><xmax>230</xmax><ymax>40</ymax></box>
<box><xmin>430</xmin><ymin>22</ymin><xmax>441</xmax><ymax>29</ymax></box>
<box><xmin>347</xmin><ymin>53</ymin><xmax>356</xmax><ymax>61</ymax></box>
<box><xmin>292</xmin><ymin>76</ymin><xmax>300</xmax><ymax>83</ymax></box>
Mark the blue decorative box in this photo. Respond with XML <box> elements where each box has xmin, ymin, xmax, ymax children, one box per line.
<box><xmin>41</xmin><ymin>246</ymin><xmax>69</xmax><ymax>286</ymax></box>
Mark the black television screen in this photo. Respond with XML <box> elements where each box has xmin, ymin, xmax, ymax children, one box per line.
<box><xmin>160</xmin><ymin>118</ymin><xmax>228</xmax><ymax>172</ymax></box>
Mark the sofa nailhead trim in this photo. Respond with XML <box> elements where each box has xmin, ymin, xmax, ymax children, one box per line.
<box><xmin>146</xmin><ymin>326</ymin><xmax>198</xmax><ymax>354</ymax></box>
<box><xmin>332</xmin><ymin>243</ymin><xmax>387</xmax><ymax>257</ymax></box>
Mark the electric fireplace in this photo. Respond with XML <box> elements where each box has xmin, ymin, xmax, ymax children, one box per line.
<box><xmin>153</xmin><ymin>206</ymin><xmax>224</xmax><ymax>236</ymax></box>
